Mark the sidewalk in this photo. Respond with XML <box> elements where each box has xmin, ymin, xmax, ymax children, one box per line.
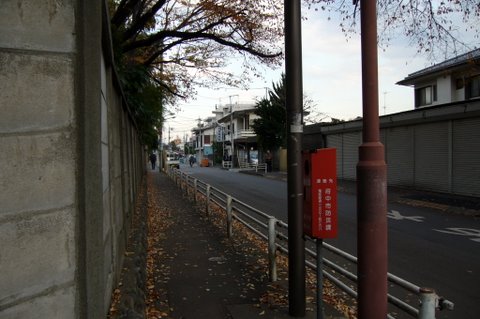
<box><xmin>109</xmin><ymin>170</ymin><xmax>348</xmax><ymax>319</ymax></box>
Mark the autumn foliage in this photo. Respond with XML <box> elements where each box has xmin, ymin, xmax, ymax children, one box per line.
<box><xmin>108</xmin><ymin>0</ymin><xmax>479</xmax><ymax>147</ymax></box>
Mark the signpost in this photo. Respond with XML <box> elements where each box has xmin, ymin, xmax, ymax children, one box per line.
<box><xmin>303</xmin><ymin>148</ymin><xmax>338</xmax><ymax>239</ymax></box>
<box><xmin>303</xmin><ymin>148</ymin><xmax>337</xmax><ymax>319</ymax></box>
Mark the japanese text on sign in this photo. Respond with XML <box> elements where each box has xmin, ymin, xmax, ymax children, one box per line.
<box><xmin>303</xmin><ymin>148</ymin><xmax>338</xmax><ymax>239</ymax></box>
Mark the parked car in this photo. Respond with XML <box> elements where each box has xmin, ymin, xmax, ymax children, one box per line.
<box><xmin>250</xmin><ymin>151</ymin><xmax>259</xmax><ymax>165</ymax></box>
<box><xmin>165</xmin><ymin>152</ymin><xmax>180</xmax><ymax>169</ymax></box>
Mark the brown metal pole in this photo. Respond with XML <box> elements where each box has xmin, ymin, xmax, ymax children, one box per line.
<box><xmin>357</xmin><ymin>1</ymin><xmax>388</xmax><ymax>319</ymax></box>
<box><xmin>285</xmin><ymin>0</ymin><xmax>306</xmax><ymax>316</ymax></box>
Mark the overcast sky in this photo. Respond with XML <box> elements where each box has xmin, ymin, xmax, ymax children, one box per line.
<box><xmin>164</xmin><ymin>7</ymin><xmax>477</xmax><ymax>142</ymax></box>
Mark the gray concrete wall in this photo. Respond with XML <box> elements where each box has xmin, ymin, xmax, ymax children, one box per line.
<box><xmin>0</xmin><ymin>1</ymin><xmax>145</xmax><ymax>318</ymax></box>
<box><xmin>0</xmin><ymin>0</ymin><xmax>77</xmax><ymax>317</ymax></box>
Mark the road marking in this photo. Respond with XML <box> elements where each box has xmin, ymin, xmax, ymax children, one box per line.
<box><xmin>433</xmin><ymin>228</ymin><xmax>480</xmax><ymax>242</ymax></box>
<box><xmin>387</xmin><ymin>210</ymin><xmax>425</xmax><ymax>222</ymax></box>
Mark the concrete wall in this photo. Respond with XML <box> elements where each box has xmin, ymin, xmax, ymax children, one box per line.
<box><xmin>0</xmin><ymin>1</ymin><xmax>144</xmax><ymax>318</ymax></box>
<box><xmin>0</xmin><ymin>0</ymin><xmax>77</xmax><ymax>317</ymax></box>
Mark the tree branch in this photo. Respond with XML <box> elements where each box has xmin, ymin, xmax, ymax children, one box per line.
<box><xmin>148</xmin><ymin>72</ymin><xmax>186</xmax><ymax>99</ymax></box>
<box><xmin>122</xmin><ymin>0</ymin><xmax>168</xmax><ymax>42</ymax></box>
<box><xmin>111</xmin><ymin>0</ymin><xmax>141</xmax><ymax>29</ymax></box>
<box><xmin>124</xmin><ymin>29</ymin><xmax>280</xmax><ymax>60</ymax></box>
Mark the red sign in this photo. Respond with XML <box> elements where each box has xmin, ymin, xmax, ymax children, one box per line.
<box><xmin>303</xmin><ymin>148</ymin><xmax>337</xmax><ymax>239</ymax></box>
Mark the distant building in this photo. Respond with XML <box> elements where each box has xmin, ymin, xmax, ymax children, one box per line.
<box><xmin>397</xmin><ymin>48</ymin><xmax>480</xmax><ymax>108</ymax></box>
<box><xmin>213</xmin><ymin>102</ymin><xmax>259</xmax><ymax>168</ymax></box>
<box><xmin>191</xmin><ymin>102</ymin><xmax>260</xmax><ymax>168</ymax></box>
<box><xmin>191</xmin><ymin>117</ymin><xmax>217</xmax><ymax>165</ymax></box>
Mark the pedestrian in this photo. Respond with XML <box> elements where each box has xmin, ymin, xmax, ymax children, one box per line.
<box><xmin>265</xmin><ymin>150</ymin><xmax>272</xmax><ymax>172</ymax></box>
<box><xmin>189</xmin><ymin>155</ymin><xmax>195</xmax><ymax>167</ymax></box>
<box><xmin>149</xmin><ymin>153</ymin><xmax>157</xmax><ymax>170</ymax></box>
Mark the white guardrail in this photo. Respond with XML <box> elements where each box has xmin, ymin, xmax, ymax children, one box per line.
<box><xmin>167</xmin><ymin>168</ymin><xmax>454</xmax><ymax>319</ymax></box>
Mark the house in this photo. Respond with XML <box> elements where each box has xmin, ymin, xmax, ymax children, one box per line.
<box><xmin>397</xmin><ymin>48</ymin><xmax>480</xmax><ymax>108</ymax></box>
<box><xmin>213</xmin><ymin>102</ymin><xmax>259</xmax><ymax>168</ymax></box>
<box><xmin>304</xmin><ymin>49</ymin><xmax>480</xmax><ymax>197</ymax></box>
<box><xmin>191</xmin><ymin>117</ymin><xmax>217</xmax><ymax>166</ymax></box>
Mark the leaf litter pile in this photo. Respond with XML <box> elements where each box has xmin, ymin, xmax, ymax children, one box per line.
<box><xmin>109</xmin><ymin>172</ymin><xmax>356</xmax><ymax>318</ymax></box>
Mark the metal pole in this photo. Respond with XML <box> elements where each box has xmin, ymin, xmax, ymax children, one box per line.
<box><xmin>226</xmin><ymin>195</ymin><xmax>233</xmax><ymax>238</ymax></box>
<box><xmin>193</xmin><ymin>178</ymin><xmax>197</xmax><ymax>203</ymax></box>
<box><xmin>418</xmin><ymin>288</ymin><xmax>436</xmax><ymax>319</ymax></box>
<box><xmin>159</xmin><ymin>132</ymin><xmax>163</xmax><ymax>171</ymax></box>
<box><xmin>179</xmin><ymin>172</ymin><xmax>183</xmax><ymax>191</ymax></box>
<box><xmin>184</xmin><ymin>174</ymin><xmax>189</xmax><ymax>196</ymax></box>
<box><xmin>357</xmin><ymin>1</ymin><xmax>388</xmax><ymax>319</ymax></box>
<box><xmin>316</xmin><ymin>239</ymin><xmax>324</xmax><ymax>319</ymax></box>
<box><xmin>206</xmin><ymin>184</ymin><xmax>211</xmax><ymax>215</ymax></box>
<box><xmin>168</xmin><ymin>125</ymin><xmax>171</xmax><ymax>148</ymax></box>
<box><xmin>285</xmin><ymin>0</ymin><xmax>306</xmax><ymax>316</ymax></box>
<box><xmin>229</xmin><ymin>95</ymin><xmax>237</xmax><ymax>168</ymax></box>
<box><xmin>268</xmin><ymin>217</ymin><xmax>278</xmax><ymax>282</ymax></box>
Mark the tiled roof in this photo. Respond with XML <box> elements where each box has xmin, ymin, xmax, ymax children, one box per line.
<box><xmin>397</xmin><ymin>48</ymin><xmax>480</xmax><ymax>85</ymax></box>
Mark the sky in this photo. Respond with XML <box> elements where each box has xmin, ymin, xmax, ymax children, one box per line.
<box><xmin>163</xmin><ymin>7</ymin><xmax>477</xmax><ymax>142</ymax></box>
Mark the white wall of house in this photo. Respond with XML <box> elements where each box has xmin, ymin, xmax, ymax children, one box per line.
<box><xmin>400</xmin><ymin>49</ymin><xmax>480</xmax><ymax>108</ymax></box>
<box><xmin>437</xmin><ymin>75</ymin><xmax>452</xmax><ymax>104</ymax></box>
<box><xmin>195</xmin><ymin>126</ymin><xmax>215</xmax><ymax>161</ymax></box>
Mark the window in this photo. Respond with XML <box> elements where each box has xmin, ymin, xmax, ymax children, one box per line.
<box><xmin>456</xmin><ymin>78</ymin><xmax>464</xmax><ymax>89</ymax></box>
<box><xmin>415</xmin><ymin>85</ymin><xmax>437</xmax><ymax>107</ymax></box>
<box><xmin>466</xmin><ymin>75</ymin><xmax>480</xmax><ymax>99</ymax></box>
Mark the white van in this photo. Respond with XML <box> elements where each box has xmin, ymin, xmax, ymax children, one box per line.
<box><xmin>166</xmin><ymin>152</ymin><xmax>180</xmax><ymax>169</ymax></box>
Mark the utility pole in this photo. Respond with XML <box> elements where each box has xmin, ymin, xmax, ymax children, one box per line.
<box><xmin>383</xmin><ymin>91</ymin><xmax>388</xmax><ymax>115</ymax></box>
<box><xmin>158</xmin><ymin>128</ymin><xmax>163</xmax><ymax>171</ymax></box>
<box><xmin>168</xmin><ymin>126</ymin><xmax>171</xmax><ymax>150</ymax></box>
<box><xmin>229</xmin><ymin>95</ymin><xmax>238</xmax><ymax>167</ymax></box>
<box><xmin>196</xmin><ymin>118</ymin><xmax>202</xmax><ymax>161</ymax></box>
<box><xmin>285</xmin><ymin>0</ymin><xmax>305</xmax><ymax>316</ymax></box>
<box><xmin>357</xmin><ymin>1</ymin><xmax>388</xmax><ymax>318</ymax></box>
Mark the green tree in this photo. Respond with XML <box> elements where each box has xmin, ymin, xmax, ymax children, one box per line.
<box><xmin>109</xmin><ymin>0</ymin><xmax>283</xmax><ymax>101</ymax></box>
<box><xmin>118</xmin><ymin>62</ymin><xmax>163</xmax><ymax>149</ymax></box>
<box><xmin>252</xmin><ymin>74</ymin><xmax>287</xmax><ymax>151</ymax></box>
<box><xmin>184</xmin><ymin>143</ymin><xmax>194</xmax><ymax>155</ymax></box>
<box><xmin>252</xmin><ymin>74</ymin><xmax>329</xmax><ymax>151</ymax></box>
<box><xmin>108</xmin><ymin>0</ymin><xmax>284</xmax><ymax>147</ymax></box>
<box><xmin>252</xmin><ymin>98</ymin><xmax>286</xmax><ymax>151</ymax></box>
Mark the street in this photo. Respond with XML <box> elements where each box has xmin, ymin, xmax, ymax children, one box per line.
<box><xmin>180</xmin><ymin>165</ymin><xmax>480</xmax><ymax>319</ymax></box>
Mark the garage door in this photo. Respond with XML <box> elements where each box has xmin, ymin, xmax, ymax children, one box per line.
<box><xmin>452</xmin><ymin>117</ymin><xmax>480</xmax><ymax>196</ymax></box>
<box><xmin>414</xmin><ymin>122</ymin><xmax>449</xmax><ymax>192</ymax></box>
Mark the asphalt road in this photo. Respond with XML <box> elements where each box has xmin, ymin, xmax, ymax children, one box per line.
<box><xmin>180</xmin><ymin>165</ymin><xmax>480</xmax><ymax>319</ymax></box>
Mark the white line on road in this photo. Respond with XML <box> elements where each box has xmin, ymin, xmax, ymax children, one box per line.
<box><xmin>387</xmin><ymin>210</ymin><xmax>425</xmax><ymax>222</ymax></box>
<box><xmin>433</xmin><ymin>228</ymin><xmax>480</xmax><ymax>242</ymax></box>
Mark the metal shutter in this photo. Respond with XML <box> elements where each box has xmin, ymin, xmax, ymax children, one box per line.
<box><xmin>386</xmin><ymin>126</ymin><xmax>415</xmax><ymax>187</ymax></box>
<box><xmin>326</xmin><ymin>134</ymin><xmax>343</xmax><ymax>179</ymax></box>
<box><xmin>343</xmin><ymin>131</ymin><xmax>362</xmax><ymax>180</ymax></box>
<box><xmin>452</xmin><ymin>118</ymin><xmax>480</xmax><ymax>196</ymax></box>
<box><xmin>414</xmin><ymin>122</ymin><xmax>450</xmax><ymax>192</ymax></box>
